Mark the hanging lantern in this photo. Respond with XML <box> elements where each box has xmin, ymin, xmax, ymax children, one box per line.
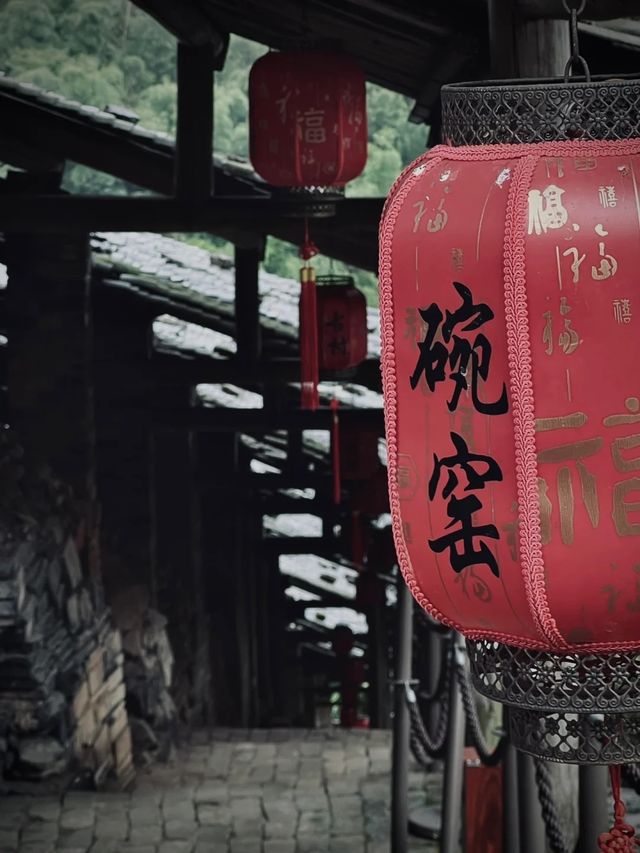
<box><xmin>316</xmin><ymin>275</ymin><xmax>368</xmax><ymax>371</ymax></box>
<box><xmin>338</xmin><ymin>423</ymin><xmax>380</xmax><ymax>481</ymax></box>
<box><xmin>299</xmin><ymin>273</ymin><xmax>368</xmax><ymax>411</ymax></box>
<box><xmin>379</xmin><ymin>68</ymin><xmax>640</xmax><ymax>785</ymax></box>
<box><xmin>249</xmin><ymin>51</ymin><xmax>367</xmax><ymax>191</ymax></box>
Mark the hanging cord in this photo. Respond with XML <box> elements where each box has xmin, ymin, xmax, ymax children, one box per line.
<box><xmin>534</xmin><ymin>759</ymin><xmax>570</xmax><ymax>853</ymax></box>
<box><xmin>562</xmin><ymin>0</ymin><xmax>591</xmax><ymax>82</ymax></box>
<box><xmin>454</xmin><ymin>646</ymin><xmax>507</xmax><ymax>768</ymax></box>
<box><xmin>598</xmin><ymin>766</ymin><xmax>638</xmax><ymax>852</ymax></box>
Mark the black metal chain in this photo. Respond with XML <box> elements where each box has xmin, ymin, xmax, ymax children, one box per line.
<box><xmin>454</xmin><ymin>649</ymin><xmax>507</xmax><ymax>768</ymax></box>
<box><xmin>535</xmin><ymin>759</ymin><xmax>570</xmax><ymax>853</ymax></box>
<box><xmin>403</xmin><ymin>647</ymin><xmax>452</xmax><ymax>762</ymax></box>
<box><xmin>562</xmin><ymin>0</ymin><xmax>591</xmax><ymax>82</ymax></box>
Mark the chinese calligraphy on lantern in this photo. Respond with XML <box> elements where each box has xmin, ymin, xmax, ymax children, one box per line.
<box><xmin>543</xmin><ymin>298</ymin><xmax>581</xmax><ymax>356</ymax></box>
<box><xmin>613</xmin><ymin>299</ymin><xmax>632</xmax><ymax>325</ymax></box>
<box><xmin>409</xmin><ymin>281</ymin><xmax>508</xmax><ymax>415</ymax></box>
<box><xmin>409</xmin><ymin>281</ymin><xmax>508</xmax><ymax>578</ymax></box>
<box><xmin>428</xmin><ymin>432</ymin><xmax>503</xmax><ymax>577</ymax></box>
<box><xmin>599</xmin><ymin>185</ymin><xmax>618</xmax><ymax>208</ymax></box>
<box><xmin>324</xmin><ymin>310</ymin><xmax>348</xmax><ymax>356</ymax></box>
<box><xmin>298</xmin><ymin>108</ymin><xmax>326</xmax><ymax>144</ymax></box>
<box><xmin>536</xmin><ymin>397</ymin><xmax>640</xmax><ymax>545</ymax></box>
<box><xmin>528</xmin><ymin>185</ymin><xmax>568</xmax><ymax>235</ymax></box>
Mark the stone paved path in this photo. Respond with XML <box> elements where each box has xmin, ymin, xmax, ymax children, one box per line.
<box><xmin>0</xmin><ymin>728</ymin><xmax>440</xmax><ymax>852</ymax></box>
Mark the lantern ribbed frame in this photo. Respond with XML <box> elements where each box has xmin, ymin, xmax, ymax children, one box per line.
<box><xmin>435</xmin><ymin>75</ymin><xmax>640</xmax><ymax>763</ymax></box>
<box><xmin>508</xmin><ymin>709</ymin><xmax>640</xmax><ymax>764</ymax></box>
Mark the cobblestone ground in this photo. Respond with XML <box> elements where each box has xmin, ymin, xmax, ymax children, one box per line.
<box><xmin>0</xmin><ymin>729</ymin><xmax>441</xmax><ymax>853</ymax></box>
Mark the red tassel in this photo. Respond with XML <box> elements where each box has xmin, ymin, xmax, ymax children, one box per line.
<box><xmin>300</xmin><ymin>265</ymin><xmax>319</xmax><ymax>410</ymax></box>
<box><xmin>331</xmin><ymin>398</ymin><xmax>341</xmax><ymax>504</ymax></box>
<box><xmin>299</xmin><ymin>219</ymin><xmax>320</xmax><ymax>411</ymax></box>
<box><xmin>598</xmin><ymin>766</ymin><xmax>638</xmax><ymax>852</ymax></box>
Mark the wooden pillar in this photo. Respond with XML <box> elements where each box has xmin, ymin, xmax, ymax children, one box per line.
<box><xmin>490</xmin><ymin>1</ymin><xmax>571</xmax><ymax>78</ymax></box>
<box><xmin>152</xmin><ymin>380</ymin><xmax>212</xmax><ymax>724</ymax></box>
<box><xmin>175</xmin><ymin>42</ymin><xmax>214</xmax><ymax>200</ymax></box>
<box><xmin>199</xmin><ymin>431</ymin><xmax>255</xmax><ymax>726</ymax></box>
<box><xmin>515</xmin><ymin>18</ymin><xmax>570</xmax><ymax>77</ymax></box>
<box><xmin>92</xmin><ymin>291</ymin><xmax>155</xmax><ymax>600</ymax></box>
<box><xmin>234</xmin><ymin>242</ymin><xmax>263</xmax><ymax>366</ymax></box>
<box><xmin>4</xmin><ymin>171</ymin><xmax>98</xmax><ymax>576</ymax></box>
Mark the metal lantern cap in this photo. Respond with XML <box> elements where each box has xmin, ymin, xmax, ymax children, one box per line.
<box><xmin>441</xmin><ymin>74</ymin><xmax>640</xmax><ymax>146</ymax></box>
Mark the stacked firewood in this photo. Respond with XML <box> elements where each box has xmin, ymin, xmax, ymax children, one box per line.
<box><xmin>0</xmin><ymin>433</ymin><xmax>133</xmax><ymax>789</ymax></box>
<box><xmin>111</xmin><ymin>586</ymin><xmax>176</xmax><ymax>766</ymax></box>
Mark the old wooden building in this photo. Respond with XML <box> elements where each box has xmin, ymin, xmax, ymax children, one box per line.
<box><xmin>0</xmin><ymin>1</ymin><xmax>639</xmax><ymax>851</ymax></box>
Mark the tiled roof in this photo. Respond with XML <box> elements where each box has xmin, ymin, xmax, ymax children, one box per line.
<box><xmin>0</xmin><ymin>73</ymin><xmax>264</xmax><ymax>193</ymax></box>
<box><xmin>93</xmin><ymin>231</ymin><xmax>381</xmax><ymax>359</ymax></box>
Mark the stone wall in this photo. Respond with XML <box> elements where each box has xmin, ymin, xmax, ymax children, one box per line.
<box><xmin>0</xmin><ymin>432</ymin><xmax>133</xmax><ymax>791</ymax></box>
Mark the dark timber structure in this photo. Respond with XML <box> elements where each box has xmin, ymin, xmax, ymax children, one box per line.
<box><xmin>0</xmin><ymin>0</ymin><xmax>639</xmax><ymax>822</ymax></box>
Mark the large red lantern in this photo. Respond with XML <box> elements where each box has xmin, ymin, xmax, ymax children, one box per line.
<box><xmin>380</xmin><ymin>73</ymin><xmax>640</xmax><ymax>807</ymax></box>
<box><xmin>249</xmin><ymin>51</ymin><xmax>367</xmax><ymax>188</ymax></box>
<box><xmin>381</xmin><ymin>132</ymin><xmax>640</xmax><ymax>650</ymax></box>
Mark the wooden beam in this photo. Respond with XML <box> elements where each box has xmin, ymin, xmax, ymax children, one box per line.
<box><xmin>152</xmin><ymin>351</ymin><xmax>382</xmax><ymax>389</ymax></box>
<box><xmin>132</xmin><ymin>0</ymin><xmax>229</xmax><ymax>57</ymax></box>
<box><xmin>156</xmin><ymin>406</ymin><xmax>384</xmax><ymax>433</ymax></box>
<box><xmin>0</xmin><ymin>195</ymin><xmax>384</xmax><ymax>234</ymax></box>
<box><xmin>488</xmin><ymin>0</ymin><xmax>516</xmax><ymax>78</ymax></box>
<box><xmin>518</xmin><ymin>0</ymin><xmax>639</xmax><ymax>19</ymax></box>
<box><xmin>176</xmin><ymin>43</ymin><xmax>214</xmax><ymax>200</ymax></box>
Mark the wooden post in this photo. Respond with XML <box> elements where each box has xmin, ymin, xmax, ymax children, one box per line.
<box><xmin>4</xmin><ymin>171</ymin><xmax>99</xmax><ymax>577</ymax></box>
<box><xmin>198</xmin><ymin>431</ymin><xmax>265</xmax><ymax>726</ymax></box>
<box><xmin>234</xmin><ymin>243</ymin><xmax>263</xmax><ymax>366</ymax></box>
<box><xmin>92</xmin><ymin>290</ymin><xmax>155</xmax><ymax>600</ymax></box>
<box><xmin>152</xmin><ymin>384</ymin><xmax>212</xmax><ymax>724</ymax></box>
<box><xmin>515</xmin><ymin>17</ymin><xmax>570</xmax><ymax>77</ymax></box>
<box><xmin>175</xmin><ymin>42</ymin><xmax>214</xmax><ymax>200</ymax></box>
<box><xmin>488</xmin><ymin>0</ymin><xmax>516</xmax><ymax>77</ymax></box>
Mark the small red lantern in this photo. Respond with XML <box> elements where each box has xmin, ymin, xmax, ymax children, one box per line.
<box><xmin>299</xmin><ymin>274</ymin><xmax>367</xmax><ymax>411</ymax></box>
<box><xmin>249</xmin><ymin>51</ymin><xmax>367</xmax><ymax>188</ymax></box>
<box><xmin>338</xmin><ymin>424</ymin><xmax>380</xmax><ymax>481</ymax></box>
<box><xmin>316</xmin><ymin>276</ymin><xmax>368</xmax><ymax>371</ymax></box>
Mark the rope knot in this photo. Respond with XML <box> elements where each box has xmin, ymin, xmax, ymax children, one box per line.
<box><xmin>598</xmin><ymin>767</ymin><xmax>639</xmax><ymax>852</ymax></box>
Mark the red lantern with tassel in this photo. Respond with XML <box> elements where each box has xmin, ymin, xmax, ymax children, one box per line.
<box><xmin>380</xmin><ymin>68</ymin><xmax>640</xmax><ymax>847</ymax></box>
<box><xmin>316</xmin><ymin>276</ymin><xmax>368</xmax><ymax>371</ymax></box>
<box><xmin>249</xmin><ymin>52</ymin><xmax>367</xmax><ymax>188</ymax></box>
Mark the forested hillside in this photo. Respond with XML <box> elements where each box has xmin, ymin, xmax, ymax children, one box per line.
<box><xmin>0</xmin><ymin>0</ymin><xmax>428</xmax><ymax>301</ymax></box>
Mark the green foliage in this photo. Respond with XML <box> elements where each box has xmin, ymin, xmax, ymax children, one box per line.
<box><xmin>0</xmin><ymin>2</ymin><xmax>427</xmax><ymax>302</ymax></box>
